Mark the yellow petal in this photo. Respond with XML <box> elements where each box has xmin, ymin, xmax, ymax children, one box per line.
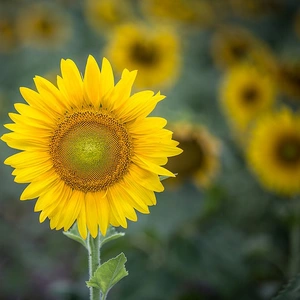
<box><xmin>123</xmin><ymin>175</ymin><xmax>157</xmax><ymax>206</ymax></box>
<box><xmin>94</xmin><ymin>191</ymin><xmax>110</xmax><ymax>236</ymax></box>
<box><xmin>99</xmin><ymin>57</ymin><xmax>114</xmax><ymax>106</ymax></box>
<box><xmin>107</xmin><ymin>188</ymin><xmax>127</xmax><ymax>228</ymax></box>
<box><xmin>128</xmin><ymin>164</ymin><xmax>164</xmax><ymax>192</ymax></box>
<box><xmin>20</xmin><ymin>173</ymin><xmax>58</xmax><ymax>200</ymax></box>
<box><xmin>132</xmin><ymin>155</ymin><xmax>175</xmax><ymax>177</ymax></box>
<box><xmin>62</xmin><ymin>190</ymin><xmax>84</xmax><ymax>231</ymax></box>
<box><xmin>4</xmin><ymin>151</ymin><xmax>50</xmax><ymax>168</ymax></box>
<box><xmin>109</xmin><ymin>185</ymin><xmax>137</xmax><ymax>222</ymax></box>
<box><xmin>60</xmin><ymin>59</ymin><xmax>84</xmax><ymax>106</ymax></box>
<box><xmin>84</xmin><ymin>55</ymin><xmax>101</xmax><ymax>108</ymax></box>
<box><xmin>85</xmin><ymin>192</ymin><xmax>99</xmax><ymax>238</ymax></box>
<box><xmin>77</xmin><ymin>204</ymin><xmax>88</xmax><ymax>240</ymax></box>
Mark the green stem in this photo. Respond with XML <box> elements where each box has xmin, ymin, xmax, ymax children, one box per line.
<box><xmin>289</xmin><ymin>221</ymin><xmax>300</xmax><ymax>277</ymax></box>
<box><xmin>88</xmin><ymin>232</ymin><xmax>101</xmax><ymax>300</ymax></box>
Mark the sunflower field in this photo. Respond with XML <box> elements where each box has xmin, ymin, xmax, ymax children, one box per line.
<box><xmin>1</xmin><ymin>0</ymin><xmax>300</xmax><ymax>299</ymax></box>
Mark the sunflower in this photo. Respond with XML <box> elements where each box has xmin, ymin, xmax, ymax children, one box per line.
<box><xmin>247</xmin><ymin>109</ymin><xmax>300</xmax><ymax>195</ymax></box>
<box><xmin>140</xmin><ymin>0</ymin><xmax>215</xmax><ymax>28</ymax></box>
<box><xmin>165</xmin><ymin>122</ymin><xmax>220</xmax><ymax>189</ymax></box>
<box><xmin>1</xmin><ymin>55</ymin><xmax>182</xmax><ymax>239</ymax></box>
<box><xmin>211</xmin><ymin>26</ymin><xmax>277</xmax><ymax>73</ymax></box>
<box><xmin>220</xmin><ymin>64</ymin><xmax>276</xmax><ymax>135</ymax></box>
<box><xmin>16</xmin><ymin>3</ymin><xmax>72</xmax><ymax>49</ymax></box>
<box><xmin>105</xmin><ymin>23</ymin><xmax>180</xmax><ymax>89</ymax></box>
<box><xmin>84</xmin><ymin>0</ymin><xmax>133</xmax><ymax>34</ymax></box>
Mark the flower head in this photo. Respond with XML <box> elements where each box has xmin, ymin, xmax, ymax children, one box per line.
<box><xmin>211</xmin><ymin>26</ymin><xmax>276</xmax><ymax>72</ymax></box>
<box><xmin>165</xmin><ymin>122</ymin><xmax>221</xmax><ymax>189</ymax></box>
<box><xmin>1</xmin><ymin>55</ymin><xmax>182</xmax><ymax>238</ymax></box>
<box><xmin>247</xmin><ymin>109</ymin><xmax>300</xmax><ymax>195</ymax></box>
<box><xmin>16</xmin><ymin>3</ymin><xmax>72</xmax><ymax>49</ymax></box>
<box><xmin>105</xmin><ymin>23</ymin><xmax>180</xmax><ymax>89</ymax></box>
<box><xmin>220</xmin><ymin>64</ymin><xmax>276</xmax><ymax>134</ymax></box>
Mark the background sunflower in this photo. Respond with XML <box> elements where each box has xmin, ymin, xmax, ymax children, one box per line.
<box><xmin>1</xmin><ymin>0</ymin><xmax>300</xmax><ymax>299</ymax></box>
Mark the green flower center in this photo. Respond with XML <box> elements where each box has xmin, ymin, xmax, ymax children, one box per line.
<box><xmin>50</xmin><ymin>110</ymin><xmax>132</xmax><ymax>192</ymax></box>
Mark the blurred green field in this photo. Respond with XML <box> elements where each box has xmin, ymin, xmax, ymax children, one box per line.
<box><xmin>1</xmin><ymin>0</ymin><xmax>300</xmax><ymax>299</ymax></box>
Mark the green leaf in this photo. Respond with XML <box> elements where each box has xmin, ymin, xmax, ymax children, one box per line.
<box><xmin>100</xmin><ymin>226</ymin><xmax>125</xmax><ymax>247</ymax></box>
<box><xmin>63</xmin><ymin>223</ymin><xmax>87</xmax><ymax>249</ymax></box>
<box><xmin>86</xmin><ymin>252</ymin><xmax>128</xmax><ymax>298</ymax></box>
<box><xmin>273</xmin><ymin>274</ymin><xmax>300</xmax><ymax>300</ymax></box>
<box><xmin>159</xmin><ymin>174</ymin><xmax>177</xmax><ymax>182</ymax></box>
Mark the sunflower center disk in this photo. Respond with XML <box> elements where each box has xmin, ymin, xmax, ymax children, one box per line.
<box><xmin>277</xmin><ymin>136</ymin><xmax>300</xmax><ymax>165</ymax></box>
<box><xmin>50</xmin><ymin>111</ymin><xmax>132</xmax><ymax>192</ymax></box>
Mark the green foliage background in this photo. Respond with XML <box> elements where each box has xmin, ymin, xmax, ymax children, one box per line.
<box><xmin>1</xmin><ymin>0</ymin><xmax>300</xmax><ymax>299</ymax></box>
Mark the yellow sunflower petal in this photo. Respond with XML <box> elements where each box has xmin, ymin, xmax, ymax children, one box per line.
<box><xmin>107</xmin><ymin>188</ymin><xmax>127</xmax><ymax>228</ymax></box>
<box><xmin>77</xmin><ymin>205</ymin><xmax>88</xmax><ymax>240</ymax></box>
<box><xmin>20</xmin><ymin>173</ymin><xmax>58</xmax><ymax>200</ymax></box>
<box><xmin>60</xmin><ymin>59</ymin><xmax>84</xmax><ymax>104</ymax></box>
<box><xmin>132</xmin><ymin>155</ymin><xmax>175</xmax><ymax>177</ymax></box>
<box><xmin>4</xmin><ymin>151</ymin><xmax>50</xmax><ymax>168</ymax></box>
<box><xmin>85</xmin><ymin>192</ymin><xmax>99</xmax><ymax>238</ymax></box>
<box><xmin>128</xmin><ymin>164</ymin><xmax>164</xmax><ymax>192</ymax></box>
<box><xmin>109</xmin><ymin>184</ymin><xmax>137</xmax><ymax>221</ymax></box>
<box><xmin>99</xmin><ymin>57</ymin><xmax>115</xmax><ymax>104</ymax></box>
<box><xmin>84</xmin><ymin>55</ymin><xmax>101</xmax><ymax>108</ymax></box>
<box><xmin>123</xmin><ymin>175</ymin><xmax>157</xmax><ymax>206</ymax></box>
<box><xmin>94</xmin><ymin>191</ymin><xmax>110</xmax><ymax>236</ymax></box>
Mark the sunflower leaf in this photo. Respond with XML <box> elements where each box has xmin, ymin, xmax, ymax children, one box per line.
<box><xmin>63</xmin><ymin>223</ymin><xmax>87</xmax><ymax>249</ymax></box>
<box><xmin>86</xmin><ymin>252</ymin><xmax>128</xmax><ymax>297</ymax></box>
<box><xmin>159</xmin><ymin>173</ymin><xmax>178</xmax><ymax>182</ymax></box>
<box><xmin>100</xmin><ymin>226</ymin><xmax>125</xmax><ymax>247</ymax></box>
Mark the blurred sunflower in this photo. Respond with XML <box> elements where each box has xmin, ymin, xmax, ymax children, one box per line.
<box><xmin>84</xmin><ymin>0</ymin><xmax>133</xmax><ymax>34</ymax></box>
<box><xmin>16</xmin><ymin>3</ymin><xmax>72</xmax><ymax>49</ymax></box>
<box><xmin>211</xmin><ymin>26</ymin><xmax>277</xmax><ymax>73</ymax></box>
<box><xmin>105</xmin><ymin>23</ymin><xmax>180</xmax><ymax>89</ymax></box>
<box><xmin>1</xmin><ymin>55</ymin><xmax>182</xmax><ymax>239</ymax></box>
<box><xmin>140</xmin><ymin>0</ymin><xmax>216</xmax><ymax>28</ymax></box>
<box><xmin>220</xmin><ymin>64</ymin><xmax>276</xmax><ymax>135</ymax></box>
<box><xmin>0</xmin><ymin>13</ymin><xmax>18</xmax><ymax>52</ymax></box>
<box><xmin>165</xmin><ymin>122</ymin><xmax>221</xmax><ymax>189</ymax></box>
<box><xmin>247</xmin><ymin>109</ymin><xmax>300</xmax><ymax>195</ymax></box>
<box><xmin>276</xmin><ymin>60</ymin><xmax>300</xmax><ymax>100</ymax></box>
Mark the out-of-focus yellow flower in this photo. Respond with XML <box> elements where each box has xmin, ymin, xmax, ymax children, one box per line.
<box><xmin>211</xmin><ymin>26</ymin><xmax>277</xmax><ymax>73</ymax></box>
<box><xmin>16</xmin><ymin>3</ymin><xmax>72</xmax><ymax>49</ymax></box>
<box><xmin>276</xmin><ymin>60</ymin><xmax>300</xmax><ymax>100</ymax></box>
<box><xmin>140</xmin><ymin>0</ymin><xmax>216</xmax><ymax>28</ymax></box>
<box><xmin>1</xmin><ymin>55</ymin><xmax>182</xmax><ymax>239</ymax></box>
<box><xmin>247</xmin><ymin>108</ymin><xmax>300</xmax><ymax>195</ymax></box>
<box><xmin>105</xmin><ymin>23</ymin><xmax>181</xmax><ymax>89</ymax></box>
<box><xmin>166</xmin><ymin>122</ymin><xmax>221</xmax><ymax>189</ymax></box>
<box><xmin>0</xmin><ymin>13</ymin><xmax>18</xmax><ymax>53</ymax></box>
<box><xmin>84</xmin><ymin>0</ymin><xmax>133</xmax><ymax>34</ymax></box>
<box><xmin>220</xmin><ymin>64</ymin><xmax>276</xmax><ymax>135</ymax></box>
